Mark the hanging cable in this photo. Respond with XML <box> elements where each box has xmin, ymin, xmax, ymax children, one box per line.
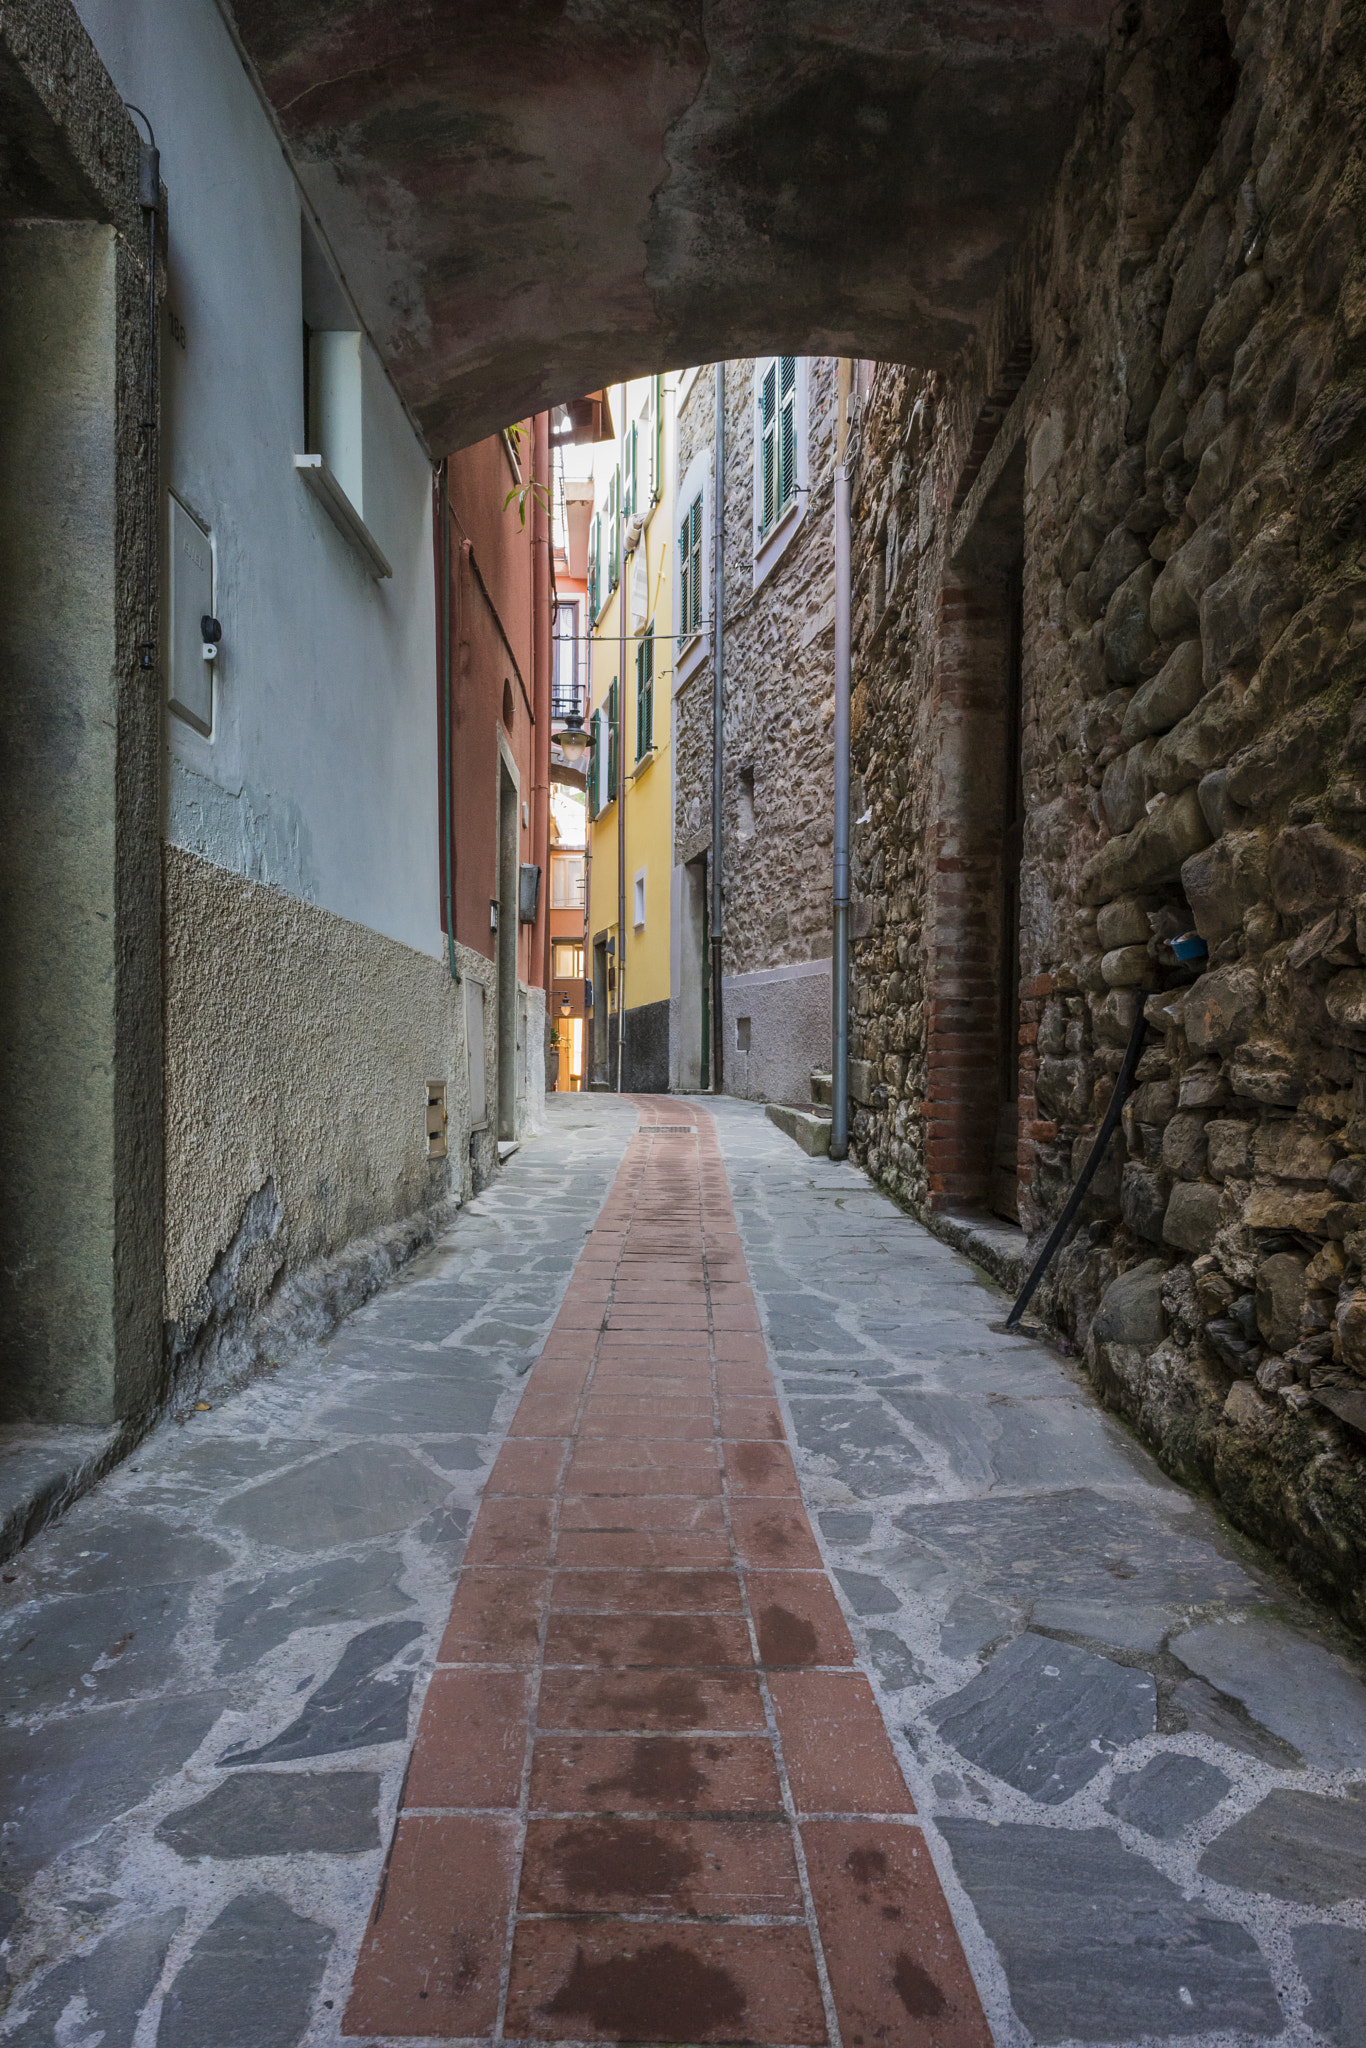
<box><xmin>125</xmin><ymin>105</ymin><xmax>159</xmax><ymax>671</ymax></box>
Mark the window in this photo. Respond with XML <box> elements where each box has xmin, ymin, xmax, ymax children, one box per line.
<box><xmin>738</xmin><ymin>764</ymin><xmax>755</xmax><ymax>839</ymax></box>
<box><xmin>679</xmin><ymin>494</ymin><xmax>703</xmax><ymax>637</ymax></box>
<box><xmin>588</xmin><ymin>516</ymin><xmax>600</xmax><ymax>617</ymax></box>
<box><xmin>606</xmin><ymin>679</ymin><xmax>618</xmax><ymax>801</ymax></box>
<box><xmin>553</xmin><ymin>601</ymin><xmax>581</xmax><ymax>724</ymax></box>
<box><xmin>758</xmin><ymin>356</ymin><xmax>798</xmax><ymax>536</ymax></box>
<box><xmin>550</xmin><ymin>852</ymin><xmax>585</xmax><ymax>908</ymax></box>
<box><xmin>633</xmin><ymin>868</ymin><xmax>647</xmax><ymax>929</ymax></box>
<box><xmin>608</xmin><ymin>470</ymin><xmax>620</xmax><ymax>591</ymax></box>
<box><xmin>653</xmin><ymin>375</ymin><xmax>664</xmax><ymax>505</ymax></box>
<box><xmin>635</xmin><ymin>625</ymin><xmax>654</xmax><ymax>760</ymax></box>
<box><xmin>553</xmin><ymin>940</ymin><xmax>585</xmax><ymax>980</ymax></box>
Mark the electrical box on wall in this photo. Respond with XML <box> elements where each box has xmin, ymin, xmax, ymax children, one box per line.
<box><xmin>168</xmin><ymin>493</ymin><xmax>214</xmax><ymax>735</ymax></box>
<box><xmin>425</xmin><ymin>1079</ymin><xmax>448</xmax><ymax>1159</ymax></box>
<box><xmin>519</xmin><ymin>863</ymin><xmax>541</xmax><ymax>923</ymax></box>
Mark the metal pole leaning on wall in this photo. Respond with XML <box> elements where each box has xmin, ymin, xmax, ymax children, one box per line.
<box><xmin>830</xmin><ymin>361</ymin><xmax>852</xmax><ymax>1159</ymax></box>
<box><xmin>617</xmin><ymin>381</ymin><xmax>628</xmax><ymax>1096</ymax></box>
<box><xmin>710</xmin><ymin>361</ymin><xmax>726</xmax><ymax>1094</ymax></box>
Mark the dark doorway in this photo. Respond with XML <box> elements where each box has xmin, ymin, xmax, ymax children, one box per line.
<box><xmin>926</xmin><ymin>435</ymin><xmax>1026</xmax><ymax>1218</ymax></box>
<box><xmin>496</xmin><ymin>760</ymin><xmax>519</xmax><ymax>1140</ymax></box>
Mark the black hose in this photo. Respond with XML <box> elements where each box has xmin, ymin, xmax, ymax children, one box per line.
<box><xmin>1005</xmin><ymin>999</ymin><xmax>1149</xmax><ymax>1330</ymax></box>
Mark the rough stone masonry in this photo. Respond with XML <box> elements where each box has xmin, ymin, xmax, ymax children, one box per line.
<box><xmin>847</xmin><ymin>0</ymin><xmax>1366</xmax><ymax>1630</ymax></box>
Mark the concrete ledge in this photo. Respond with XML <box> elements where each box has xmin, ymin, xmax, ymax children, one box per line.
<box><xmin>0</xmin><ymin>1425</ymin><xmax>126</xmax><ymax>1564</ymax></box>
<box><xmin>766</xmin><ymin>1103</ymin><xmax>831</xmax><ymax>1157</ymax></box>
<box><xmin>920</xmin><ymin>1202</ymin><xmax>1033</xmax><ymax>1297</ymax></box>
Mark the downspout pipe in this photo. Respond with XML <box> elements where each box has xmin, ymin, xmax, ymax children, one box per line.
<box><xmin>532</xmin><ymin>413</ymin><xmax>552</xmax><ymax>1005</ymax></box>
<box><xmin>710</xmin><ymin>361</ymin><xmax>725</xmax><ymax>1094</ymax></box>
<box><xmin>617</xmin><ymin>381</ymin><xmax>628</xmax><ymax>1095</ymax></box>
<box><xmin>830</xmin><ymin>361</ymin><xmax>852</xmax><ymax>1159</ymax></box>
<box><xmin>439</xmin><ymin>460</ymin><xmax>460</xmax><ymax>982</ymax></box>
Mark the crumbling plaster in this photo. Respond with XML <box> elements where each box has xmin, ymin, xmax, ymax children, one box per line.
<box><xmin>162</xmin><ymin>847</ymin><xmax>481</xmax><ymax>1395</ymax></box>
<box><xmin>221</xmin><ymin>0</ymin><xmax>1114</xmax><ymax>451</ymax></box>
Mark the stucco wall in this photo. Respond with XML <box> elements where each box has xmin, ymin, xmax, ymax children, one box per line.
<box><xmin>722</xmin><ymin>962</ymin><xmax>831</xmax><ymax>1107</ymax></box>
<box><xmin>163</xmin><ymin>845</ymin><xmax>473</xmax><ymax>1365</ymax></box>
<box><xmin>76</xmin><ymin>0</ymin><xmax>443</xmax><ymax>961</ymax></box>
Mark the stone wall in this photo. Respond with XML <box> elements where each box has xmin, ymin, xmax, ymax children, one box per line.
<box><xmin>848</xmin><ymin>0</ymin><xmax>1366</xmax><ymax>1627</ymax></box>
<box><xmin>673</xmin><ymin>357</ymin><xmax>840</xmax><ymax>1098</ymax></box>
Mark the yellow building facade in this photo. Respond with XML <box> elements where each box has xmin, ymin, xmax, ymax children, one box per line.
<box><xmin>584</xmin><ymin>375</ymin><xmax>677</xmax><ymax>1091</ymax></box>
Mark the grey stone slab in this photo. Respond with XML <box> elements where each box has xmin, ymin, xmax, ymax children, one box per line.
<box><xmin>939</xmin><ymin>1819</ymin><xmax>1282</xmax><ymax>2042</ymax></box>
<box><xmin>458</xmin><ymin>1320</ymin><xmax>543</xmax><ymax>1348</ymax></box>
<box><xmin>0</xmin><ymin>1583</ymin><xmax>191</xmax><ymax>1712</ymax></box>
<box><xmin>3</xmin><ymin>1908</ymin><xmax>183</xmax><ymax>2047</ymax></box>
<box><xmin>1170</xmin><ymin>1618</ymin><xmax>1366</xmax><ymax>1772</ymax></box>
<box><xmin>882</xmin><ymin>1389</ymin><xmax>1143</xmax><ymax>1489</ymax></box>
<box><xmin>157</xmin><ymin>1770</ymin><xmax>380</xmax><ymax>1859</ymax></box>
<box><xmin>220</xmin><ymin>1619</ymin><xmax>422</xmax><ymax>1765</ymax></box>
<box><xmin>25</xmin><ymin>1513</ymin><xmax>231</xmax><ymax>1591</ymax></box>
<box><xmin>931</xmin><ymin>1632</ymin><xmax>1155</xmax><ymax>1803</ymax></box>
<box><xmin>1169</xmin><ymin>1676</ymin><xmax>1302</xmax><ymax>1766</ymax></box>
<box><xmin>313</xmin><ymin>1375</ymin><xmax>501</xmax><ymax>1434</ymax></box>
<box><xmin>893</xmin><ymin>1489</ymin><xmax>1257</xmax><ymax>1646</ymax></box>
<box><xmin>215</xmin><ymin>1443</ymin><xmax>451</xmax><ymax>1551</ymax></box>
<box><xmin>154</xmin><ymin>1440</ymin><xmax>324</xmax><ymax>1489</ymax></box>
<box><xmin>213</xmin><ymin>1552</ymin><xmax>413</xmax><ymax>1674</ymax></box>
<box><xmin>1293</xmin><ymin>1922</ymin><xmax>1366</xmax><ymax>2045</ymax></box>
<box><xmin>156</xmin><ymin>1891</ymin><xmax>332</xmax><ymax>2048</ymax></box>
<box><xmin>865</xmin><ymin>1629</ymin><xmax>925</xmax><ymax>1691</ymax></box>
<box><xmin>939</xmin><ymin>1592</ymin><xmax>1019</xmax><ymax>1661</ymax></box>
<box><xmin>819</xmin><ymin>1511</ymin><xmax>873</xmax><ymax>1543</ymax></box>
<box><xmin>1198</xmin><ymin>1788</ymin><xmax>1366</xmax><ymax>1906</ymax></box>
<box><xmin>834</xmin><ymin>1568</ymin><xmax>899</xmax><ymax>1615</ymax></box>
<box><xmin>0</xmin><ymin>1695</ymin><xmax>226</xmax><ymax>1876</ymax></box>
<box><xmin>1106</xmin><ymin>1752</ymin><xmax>1231</xmax><ymax>1838</ymax></box>
<box><xmin>414</xmin><ymin>1504</ymin><xmax>471</xmax><ymax>1551</ymax></box>
<box><xmin>787</xmin><ymin>1398</ymin><xmax>927</xmax><ymax>1495</ymax></box>
<box><xmin>421</xmin><ymin>1438</ymin><xmax>486</xmax><ymax>1472</ymax></box>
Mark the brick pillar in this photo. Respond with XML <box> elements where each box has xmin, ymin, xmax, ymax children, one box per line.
<box><xmin>924</xmin><ymin>576</ymin><xmax>1014</xmax><ymax>1210</ymax></box>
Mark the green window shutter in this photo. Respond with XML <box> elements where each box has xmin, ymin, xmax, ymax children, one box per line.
<box><xmin>679</xmin><ymin>514</ymin><xmax>691</xmax><ymax>640</ymax></box>
<box><xmin>589</xmin><ymin>708</ymin><xmax>600</xmax><ymax>813</ymax></box>
<box><xmin>636</xmin><ymin>629</ymin><xmax>654</xmax><ymax>759</ymax></box>
<box><xmin>691</xmin><ymin>496</ymin><xmax>703</xmax><ymax>631</ymax></box>
<box><xmin>608</xmin><ymin>471</ymin><xmax>619</xmax><ymax>590</ymax></box>
<box><xmin>607</xmin><ymin>680</ymin><xmax>618</xmax><ymax>801</ymax></box>
<box><xmin>779</xmin><ymin>357</ymin><xmax>797</xmax><ymax>514</ymax></box>
<box><xmin>760</xmin><ymin>363</ymin><xmax>777</xmax><ymax>533</ymax></box>
<box><xmin>626</xmin><ymin>424</ymin><xmax>637</xmax><ymax>517</ymax></box>
<box><xmin>589</xmin><ymin>516</ymin><xmax>598</xmax><ymax>615</ymax></box>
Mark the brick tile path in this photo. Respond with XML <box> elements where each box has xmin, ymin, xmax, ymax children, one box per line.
<box><xmin>345</xmin><ymin>1100</ymin><xmax>989</xmax><ymax>2045</ymax></box>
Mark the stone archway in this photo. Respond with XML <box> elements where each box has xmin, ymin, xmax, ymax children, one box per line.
<box><xmin>224</xmin><ymin>0</ymin><xmax>1112</xmax><ymax>449</ymax></box>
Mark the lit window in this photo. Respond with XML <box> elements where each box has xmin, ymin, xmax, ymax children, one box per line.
<box><xmin>550</xmin><ymin>853</ymin><xmax>584</xmax><ymax>907</ymax></box>
<box><xmin>553</xmin><ymin>940</ymin><xmax>585</xmax><ymax>980</ymax></box>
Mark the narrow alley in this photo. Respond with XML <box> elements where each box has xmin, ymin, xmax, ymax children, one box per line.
<box><xmin>3</xmin><ymin>1096</ymin><xmax>1363</xmax><ymax>2045</ymax></box>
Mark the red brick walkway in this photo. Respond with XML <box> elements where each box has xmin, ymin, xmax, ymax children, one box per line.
<box><xmin>345</xmin><ymin>1100</ymin><xmax>990</xmax><ymax>2045</ymax></box>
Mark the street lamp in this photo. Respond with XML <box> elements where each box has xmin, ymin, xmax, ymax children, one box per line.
<box><xmin>557</xmin><ymin>723</ymin><xmax>590</xmax><ymax>769</ymax></box>
<box><xmin>560</xmin><ymin>992</ymin><xmax>571</xmax><ymax>1016</ymax></box>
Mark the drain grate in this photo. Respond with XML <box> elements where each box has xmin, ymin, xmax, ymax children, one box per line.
<box><xmin>648</xmin><ymin>1124</ymin><xmax>697</xmax><ymax>1133</ymax></box>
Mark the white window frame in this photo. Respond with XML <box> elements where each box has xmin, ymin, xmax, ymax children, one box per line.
<box><xmin>752</xmin><ymin>354</ymin><xmax>808</xmax><ymax>590</ymax></box>
<box><xmin>673</xmin><ymin>447</ymin><xmax>711</xmax><ymax>692</ymax></box>
<box><xmin>633</xmin><ymin>866</ymin><xmax>647</xmax><ymax>930</ymax></box>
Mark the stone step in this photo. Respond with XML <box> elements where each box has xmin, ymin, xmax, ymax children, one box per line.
<box><xmin>766</xmin><ymin>1102</ymin><xmax>832</xmax><ymax>1157</ymax></box>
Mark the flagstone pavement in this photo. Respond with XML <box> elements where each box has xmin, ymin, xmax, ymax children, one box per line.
<box><xmin>1</xmin><ymin>1094</ymin><xmax>1364</xmax><ymax>2047</ymax></box>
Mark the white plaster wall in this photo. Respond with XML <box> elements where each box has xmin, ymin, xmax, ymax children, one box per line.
<box><xmin>722</xmin><ymin>960</ymin><xmax>830</xmax><ymax>1108</ymax></box>
<box><xmin>75</xmin><ymin>0</ymin><xmax>441</xmax><ymax>959</ymax></box>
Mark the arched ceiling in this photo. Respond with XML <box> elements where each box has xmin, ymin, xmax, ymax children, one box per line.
<box><xmin>224</xmin><ymin>0</ymin><xmax>1114</xmax><ymax>453</ymax></box>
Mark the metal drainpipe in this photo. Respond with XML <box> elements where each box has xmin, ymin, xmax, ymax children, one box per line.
<box><xmin>616</xmin><ymin>381</ymin><xmax>628</xmax><ymax>1095</ymax></box>
<box><xmin>439</xmin><ymin>461</ymin><xmax>460</xmax><ymax>983</ymax></box>
<box><xmin>830</xmin><ymin>361</ymin><xmax>852</xmax><ymax>1158</ymax></box>
<box><xmin>710</xmin><ymin>360</ymin><xmax>725</xmax><ymax>1094</ymax></box>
